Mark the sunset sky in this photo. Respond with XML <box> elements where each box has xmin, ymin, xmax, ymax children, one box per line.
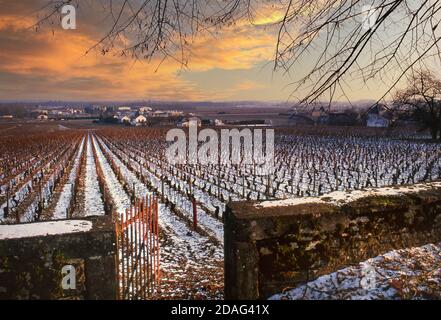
<box><xmin>0</xmin><ymin>0</ymin><xmax>386</xmax><ymax>102</ymax></box>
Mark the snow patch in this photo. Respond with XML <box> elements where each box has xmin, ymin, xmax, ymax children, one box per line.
<box><xmin>0</xmin><ymin>220</ymin><xmax>92</xmax><ymax>240</ymax></box>
<box><xmin>256</xmin><ymin>181</ymin><xmax>441</xmax><ymax>208</ymax></box>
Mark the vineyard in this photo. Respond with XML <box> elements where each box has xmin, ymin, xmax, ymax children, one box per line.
<box><xmin>1</xmin><ymin>124</ymin><xmax>440</xmax><ymax>299</ymax></box>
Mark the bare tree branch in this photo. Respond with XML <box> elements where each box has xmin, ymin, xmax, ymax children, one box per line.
<box><xmin>34</xmin><ymin>0</ymin><xmax>441</xmax><ymax>106</ymax></box>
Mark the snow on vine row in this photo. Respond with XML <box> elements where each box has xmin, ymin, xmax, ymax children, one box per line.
<box><xmin>92</xmin><ymin>134</ymin><xmax>131</xmax><ymax>213</ymax></box>
<box><xmin>53</xmin><ymin>136</ymin><xmax>86</xmax><ymax>219</ymax></box>
<box><xmin>84</xmin><ymin>133</ymin><xmax>104</xmax><ymax>216</ymax></box>
<box><xmin>94</xmin><ymin>133</ymin><xmax>222</xmax><ymax>297</ymax></box>
<box><xmin>99</xmin><ymin>135</ymin><xmax>224</xmax><ymax>243</ymax></box>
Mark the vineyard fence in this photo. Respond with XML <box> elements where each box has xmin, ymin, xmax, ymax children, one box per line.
<box><xmin>114</xmin><ymin>195</ymin><xmax>160</xmax><ymax>299</ymax></box>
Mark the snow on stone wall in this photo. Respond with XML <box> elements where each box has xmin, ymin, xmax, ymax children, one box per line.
<box><xmin>224</xmin><ymin>182</ymin><xmax>441</xmax><ymax>299</ymax></box>
<box><xmin>0</xmin><ymin>216</ymin><xmax>116</xmax><ymax>299</ymax></box>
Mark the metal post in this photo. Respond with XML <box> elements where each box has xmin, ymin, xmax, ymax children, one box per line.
<box><xmin>134</xmin><ymin>203</ymin><xmax>139</xmax><ymax>298</ymax></box>
<box><xmin>6</xmin><ymin>183</ymin><xmax>10</xmax><ymax>219</ymax></box>
<box><xmin>192</xmin><ymin>197</ymin><xmax>197</xmax><ymax>230</ymax></box>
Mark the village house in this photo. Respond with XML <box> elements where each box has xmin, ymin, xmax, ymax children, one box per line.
<box><xmin>288</xmin><ymin>107</ymin><xmax>319</xmax><ymax>126</ymax></box>
<box><xmin>36</xmin><ymin>114</ymin><xmax>48</xmax><ymax>120</ymax></box>
<box><xmin>366</xmin><ymin>104</ymin><xmax>391</xmax><ymax>128</ymax></box>
<box><xmin>167</xmin><ymin>110</ymin><xmax>184</xmax><ymax>117</ymax></box>
<box><xmin>151</xmin><ymin>110</ymin><xmax>168</xmax><ymax>117</ymax></box>
<box><xmin>49</xmin><ymin>110</ymin><xmax>64</xmax><ymax>116</ymax></box>
<box><xmin>133</xmin><ymin>115</ymin><xmax>147</xmax><ymax>126</ymax></box>
<box><xmin>139</xmin><ymin>106</ymin><xmax>153</xmax><ymax>114</ymax></box>
<box><xmin>36</xmin><ymin>107</ymin><xmax>49</xmax><ymax>114</ymax></box>
<box><xmin>311</xmin><ymin>107</ymin><xmax>329</xmax><ymax>124</ymax></box>
<box><xmin>67</xmin><ymin>108</ymin><xmax>82</xmax><ymax>114</ymax></box>
<box><xmin>178</xmin><ymin>117</ymin><xmax>202</xmax><ymax>128</ymax></box>
<box><xmin>119</xmin><ymin>115</ymin><xmax>131</xmax><ymax>124</ymax></box>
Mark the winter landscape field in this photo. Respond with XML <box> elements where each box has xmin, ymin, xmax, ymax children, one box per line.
<box><xmin>2</xmin><ymin>0</ymin><xmax>441</xmax><ymax>304</ymax></box>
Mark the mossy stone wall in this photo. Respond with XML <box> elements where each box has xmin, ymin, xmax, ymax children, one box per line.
<box><xmin>0</xmin><ymin>216</ymin><xmax>116</xmax><ymax>300</ymax></box>
<box><xmin>224</xmin><ymin>184</ymin><xmax>441</xmax><ymax>299</ymax></box>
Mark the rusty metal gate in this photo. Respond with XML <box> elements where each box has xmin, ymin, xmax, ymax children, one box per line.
<box><xmin>114</xmin><ymin>195</ymin><xmax>160</xmax><ymax>299</ymax></box>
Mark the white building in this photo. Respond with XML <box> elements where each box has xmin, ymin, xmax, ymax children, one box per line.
<box><xmin>151</xmin><ymin>110</ymin><xmax>168</xmax><ymax>117</ymax></box>
<box><xmin>366</xmin><ymin>104</ymin><xmax>390</xmax><ymax>128</ymax></box>
<box><xmin>367</xmin><ymin>114</ymin><xmax>390</xmax><ymax>127</ymax></box>
<box><xmin>167</xmin><ymin>110</ymin><xmax>184</xmax><ymax>117</ymax></box>
<box><xmin>119</xmin><ymin>115</ymin><xmax>131</xmax><ymax>123</ymax></box>
<box><xmin>68</xmin><ymin>108</ymin><xmax>82</xmax><ymax>114</ymax></box>
<box><xmin>37</xmin><ymin>109</ymin><xmax>49</xmax><ymax>114</ymax></box>
<box><xmin>139</xmin><ymin>107</ymin><xmax>153</xmax><ymax>113</ymax></box>
<box><xmin>133</xmin><ymin>115</ymin><xmax>147</xmax><ymax>126</ymax></box>
<box><xmin>179</xmin><ymin>117</ymin><xmax>202</xmax><ymax>128</ymax></box>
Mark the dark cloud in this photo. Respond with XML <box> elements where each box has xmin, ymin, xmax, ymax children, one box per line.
<box><xmin>0</xmin><ymin>70</ymin><xmax>113</xmax><ymax>99</ymax></box>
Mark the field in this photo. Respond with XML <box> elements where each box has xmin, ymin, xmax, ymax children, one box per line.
<box><xmin>1</xmin><ymin>122</ymin><xmax>440</xmax><ymax>299</ymax></box>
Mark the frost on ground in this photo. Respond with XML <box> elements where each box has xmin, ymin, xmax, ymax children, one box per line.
<box><xmin>270</xmin><ymin>243</ymin><xmax>441</xmax><ymax>300</ymax></box>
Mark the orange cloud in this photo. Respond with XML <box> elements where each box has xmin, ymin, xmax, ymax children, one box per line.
<box><xmin>0</xmin><ymin>15</ymin><xmax>35</xmax><ymax>31</ymax></box>
<box><xmin>188</xmin><ymin>26</ymin><xmax>275</xmax><ymax>71</ymax></box>
<box><xmin>0</xmin><ymin>2</ymin><xmax>282</xmax><ymax>101</ymax></box>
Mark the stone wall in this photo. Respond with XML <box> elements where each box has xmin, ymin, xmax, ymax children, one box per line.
<box><xmin>0</xmin><ymin>216</ymin><xmax>117</xmax><ymax>299</ymax></box>
<box><xmin>224</xmin><ymin>182</ymin><xmax>441</xmax><ymax>299</ymax></box>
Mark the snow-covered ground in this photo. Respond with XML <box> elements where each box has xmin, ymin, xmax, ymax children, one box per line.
<box><xmin>157</xmin><ymin>201</ymin><xmax>224</xmax><ymax>299</ymax></box>
<box><xmin>92</xmin><ymin>135</ymin><xmax>131</xmax><ymax>213</ymax></box>
<box><xmin>53</xmin><ymin>137</ymin><xmax>85</xmax><ymax>219</ymax></box>
<box><xmin>101</xmin><ymin>137</ymin><xmax>224</xmax><ymax>243</ymax></box>
<box><xmin>158</xmin><ymin>201</ymin><xmax>223</xmax><ymax>264</ymax></box>
<box><xmin>95</xmin><ymin>134</ymin><xmax>223</xmax><ymax>298</ymax></box>
<box><xmin>270</xmin><ymin>243</ymin><xmax>441</xmax><ymax>300</ymax></box>
<box><xmin>95</xmin><ymin>135</ymin><xmax>149</xmax><ymax>199</ymax></box>
<box><xmin>84</xmin><ymin>134</ymin><xmax>104</xmax><ymax>216</ymax></box>
<box><xmin>3</xmin><ymin>128</ymin><xmax>439</xmax><ymax>299</ymax></box>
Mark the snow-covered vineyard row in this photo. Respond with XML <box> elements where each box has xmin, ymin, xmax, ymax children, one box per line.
<box><xmin>0</xmin><ymin>132</ymin><xmax>85</xmax><ymax>222</ymax></box>
<box><xmin>97</xmin><ymin>127</ymin><xmax>441</xmax><ymax>216</ymax></box>
<box><xmin>1</xmin><ymin>126</ymin><xmax>440</xmax><ymax>299</ymax></box>
<box><xmin>92</xmin><ymin>134</ymin><xmax>223</xmax><ymax>298</ymax></box>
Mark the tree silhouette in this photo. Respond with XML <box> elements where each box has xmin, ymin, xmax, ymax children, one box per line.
<box><xmin>35</xmin><ymin>0</ymin><xmax>441</xmax><ymax>104</ymax></box>
<box><xmin>394</xmin><ymin>69</ymin><xmax>441</xmax><ymax>140</ymax></box>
